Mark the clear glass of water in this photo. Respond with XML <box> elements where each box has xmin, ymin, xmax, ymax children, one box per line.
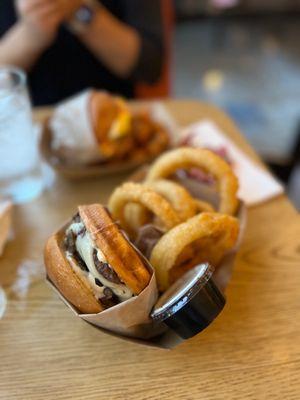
<box><xmin>0</xmin><ymin>67</ymin><xmax>48</xmax><ymax>203</ymax></box>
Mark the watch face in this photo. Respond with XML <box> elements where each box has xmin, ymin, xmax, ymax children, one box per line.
<box><xmin>75</xmin><ymin>5</ymin><xmax>94</xmax><ymax>24</ymax></box>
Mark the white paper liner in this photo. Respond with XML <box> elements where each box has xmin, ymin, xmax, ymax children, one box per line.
<box><xmin>49</xmin><ymin>89</ymin><xmax>100</xmax><ymax>164</ymax></box>
<box><xmin>148</xmin><ymin>102</ymin><xmax>180</xmax><ymax>145</ymax></box>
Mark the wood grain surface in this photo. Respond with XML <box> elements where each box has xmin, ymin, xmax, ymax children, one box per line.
<box><xmin>0</xmin><ymin>100</ymin><xmax>299</xmax><ymax>400</ymax></box>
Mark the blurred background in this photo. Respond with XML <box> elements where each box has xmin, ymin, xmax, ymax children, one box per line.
<box><xmin>169</xmin><ymin>0</ymin><xmax>300</xmax><ymax>208</ymax></box>
<box><xmin>0</xmin><ymin>0</ymin><xmax>299</xmax><ymax>208</ymax></box>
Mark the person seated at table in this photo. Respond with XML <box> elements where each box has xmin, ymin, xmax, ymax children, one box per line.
<box><xmin>0</xmin><ymin>0</ymin><xmax>164</xmax><ymax>105</ymax></box>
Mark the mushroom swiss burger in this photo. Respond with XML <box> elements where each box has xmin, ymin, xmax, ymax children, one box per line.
<box><xmin>44</xmin><ymin>204</ymin><xmax>151</xmax><ymax>314</ymax></box>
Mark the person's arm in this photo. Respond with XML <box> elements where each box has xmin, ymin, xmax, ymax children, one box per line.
<box><xmin>0</xmin><ymin>0</ymin><xmax>65</xmax><ymax>70</ymax></box>
<box><xmin>70</xmin><ymin>1</ymin><xmax>163</xmax><ymax>83</ymax></box>
<box><xmin>0</xmin><ymin>21</ymin><xmax>51</xmax><ymax>70</ymax></box>
<box><xmin>72</xmin><ymin>4</ymin><xmax>140</xmax><ymax>79</ymax></box>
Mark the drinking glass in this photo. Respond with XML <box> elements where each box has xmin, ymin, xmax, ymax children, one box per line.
<box><xmin>0</xmin><ymin>67</ymin><xmax>48</xmax><ymax>203</ymax></box>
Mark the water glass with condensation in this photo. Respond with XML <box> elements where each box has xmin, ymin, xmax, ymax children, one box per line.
<box><xmin>0</xmin><ymin>67</ymin><xmax>48</xmax><ymax>203</ymax></box>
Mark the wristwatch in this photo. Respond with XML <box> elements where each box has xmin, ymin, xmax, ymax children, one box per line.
<box><xmin>68</xmin><ymin>0</ymin><xmax>100</xmax><ymax>34</ymax></box>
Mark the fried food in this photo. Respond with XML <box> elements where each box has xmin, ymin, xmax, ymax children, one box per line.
<box><xmin>90</xmin><ymin>92</ymin><xmax>169</xmax><ymax>162</ymax></box>
<box><xmin>123</xmin><ymin>179</ymin><xmax>200</xmax><ymax>233</ymax></box>
<box><xmin>131</xmin><ymin>112</ymin><xmax>154</xmax><ymax>145</ymax></box>
<box><xmin>90</xmin><ymin>91</ymin><xmax>134</xmax><ymax>159</ymax></box>
<box><xmin>50</xmin><ymin>91</ymin><xmax>170</xmax><ymax>167</ymax></box>
<box><xmin>123</xmin><ymin>203</ymin><xmax>149</xmax><ymax>234</ymax></box>
<box><xmin>143</xmin><ymin>122</ymin><xmax>170</xmax><ymax>157</ymax></box>
<box><xmin>150</xmin><ymin>212</ymin><xmax>239</xmax><ymax>291</ymax></box>
<box><xmin>108</xmin><ymin>182</ymin><xmax>182</xmax><ymax>236</ymax></box>
<box><xmin>194</xmin><ymin>199</ymin><xmax>215</xmax><ymax>213</ymax></box>
<box><xmin>127</xmin><ymin>123</ymin><xmax>169</xmax><ymax>163</ymax></box>
<box><xmin>145</xmin><ymin>179</ymin><xmax>199</xmax><ymax>220</ymax></box>
<box><xmin>146</xmin><ymin>147</ymin><xmax>239</xmax><ymax>215</ymax></box>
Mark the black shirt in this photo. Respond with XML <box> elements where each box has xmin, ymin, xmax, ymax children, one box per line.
<box><xmin>0</xmin><ymin>0</ymin><xmax>163</xmax><ymax>105</ymax></box>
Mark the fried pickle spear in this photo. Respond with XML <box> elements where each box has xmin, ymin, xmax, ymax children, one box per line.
<box><xmin>146</xmin><ymin>147</ymin><xmax>239</xmax><ymax>215</ymax></box>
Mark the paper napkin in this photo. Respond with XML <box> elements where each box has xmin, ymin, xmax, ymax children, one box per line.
<box><xmin>181</xmin><ymin>120</ymin><xmax>284</xmax><ymax>205</ymax></box>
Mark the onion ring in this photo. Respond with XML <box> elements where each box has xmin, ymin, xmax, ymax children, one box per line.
<box><xmin>123</xmin><ymin>203</ymin><xmax>149</xmax><ymax>233</ymax></box>
<box><xmin>146</xmin><ymin>147</ymin><xmax>239</xmax><ymax>215</ymax></box>
<box><xmin>194</xmin><ymin>199</ymin><xmax>215</xmax><ymax>213</ymax></box>
<box><xmin>123</xmin><ymin>179</ymin><xmax>200</xmax><ymax>233</ymax></box>
<box><xmin>150</xmin><ymin>212</ymin><xmax>239</xmax><ymax>291</ymax></box>
<box><xmin>108</xmin><ymin>182</ymin><xmax>182</xmax><ymax>236</ymax></box>
<box><xmin>145</xmin><ymin>179</ymin><xmax>199</xmax><ymax>220</ymax></box>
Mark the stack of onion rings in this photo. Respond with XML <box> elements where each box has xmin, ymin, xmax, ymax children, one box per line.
<box><xmin>146</xmin><ymin>147</ymin><xmax>239</xmax><ymax>215</ymax></box>
<box><xmin>107</xmin><ymin>146</ymin><xmax>240</xmax><ymax>292</ymax></box>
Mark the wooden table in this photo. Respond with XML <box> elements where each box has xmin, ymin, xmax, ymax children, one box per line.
<box><xmin>1</xmin><ymin>101</ymin><xmax>299</xmax><ymax>400</ymax></box>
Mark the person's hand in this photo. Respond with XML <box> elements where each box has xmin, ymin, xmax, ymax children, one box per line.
<box><xmin>15</xmin><ymin>0</ymin><xmax>67</xmax><ymax>46</ymax></box>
